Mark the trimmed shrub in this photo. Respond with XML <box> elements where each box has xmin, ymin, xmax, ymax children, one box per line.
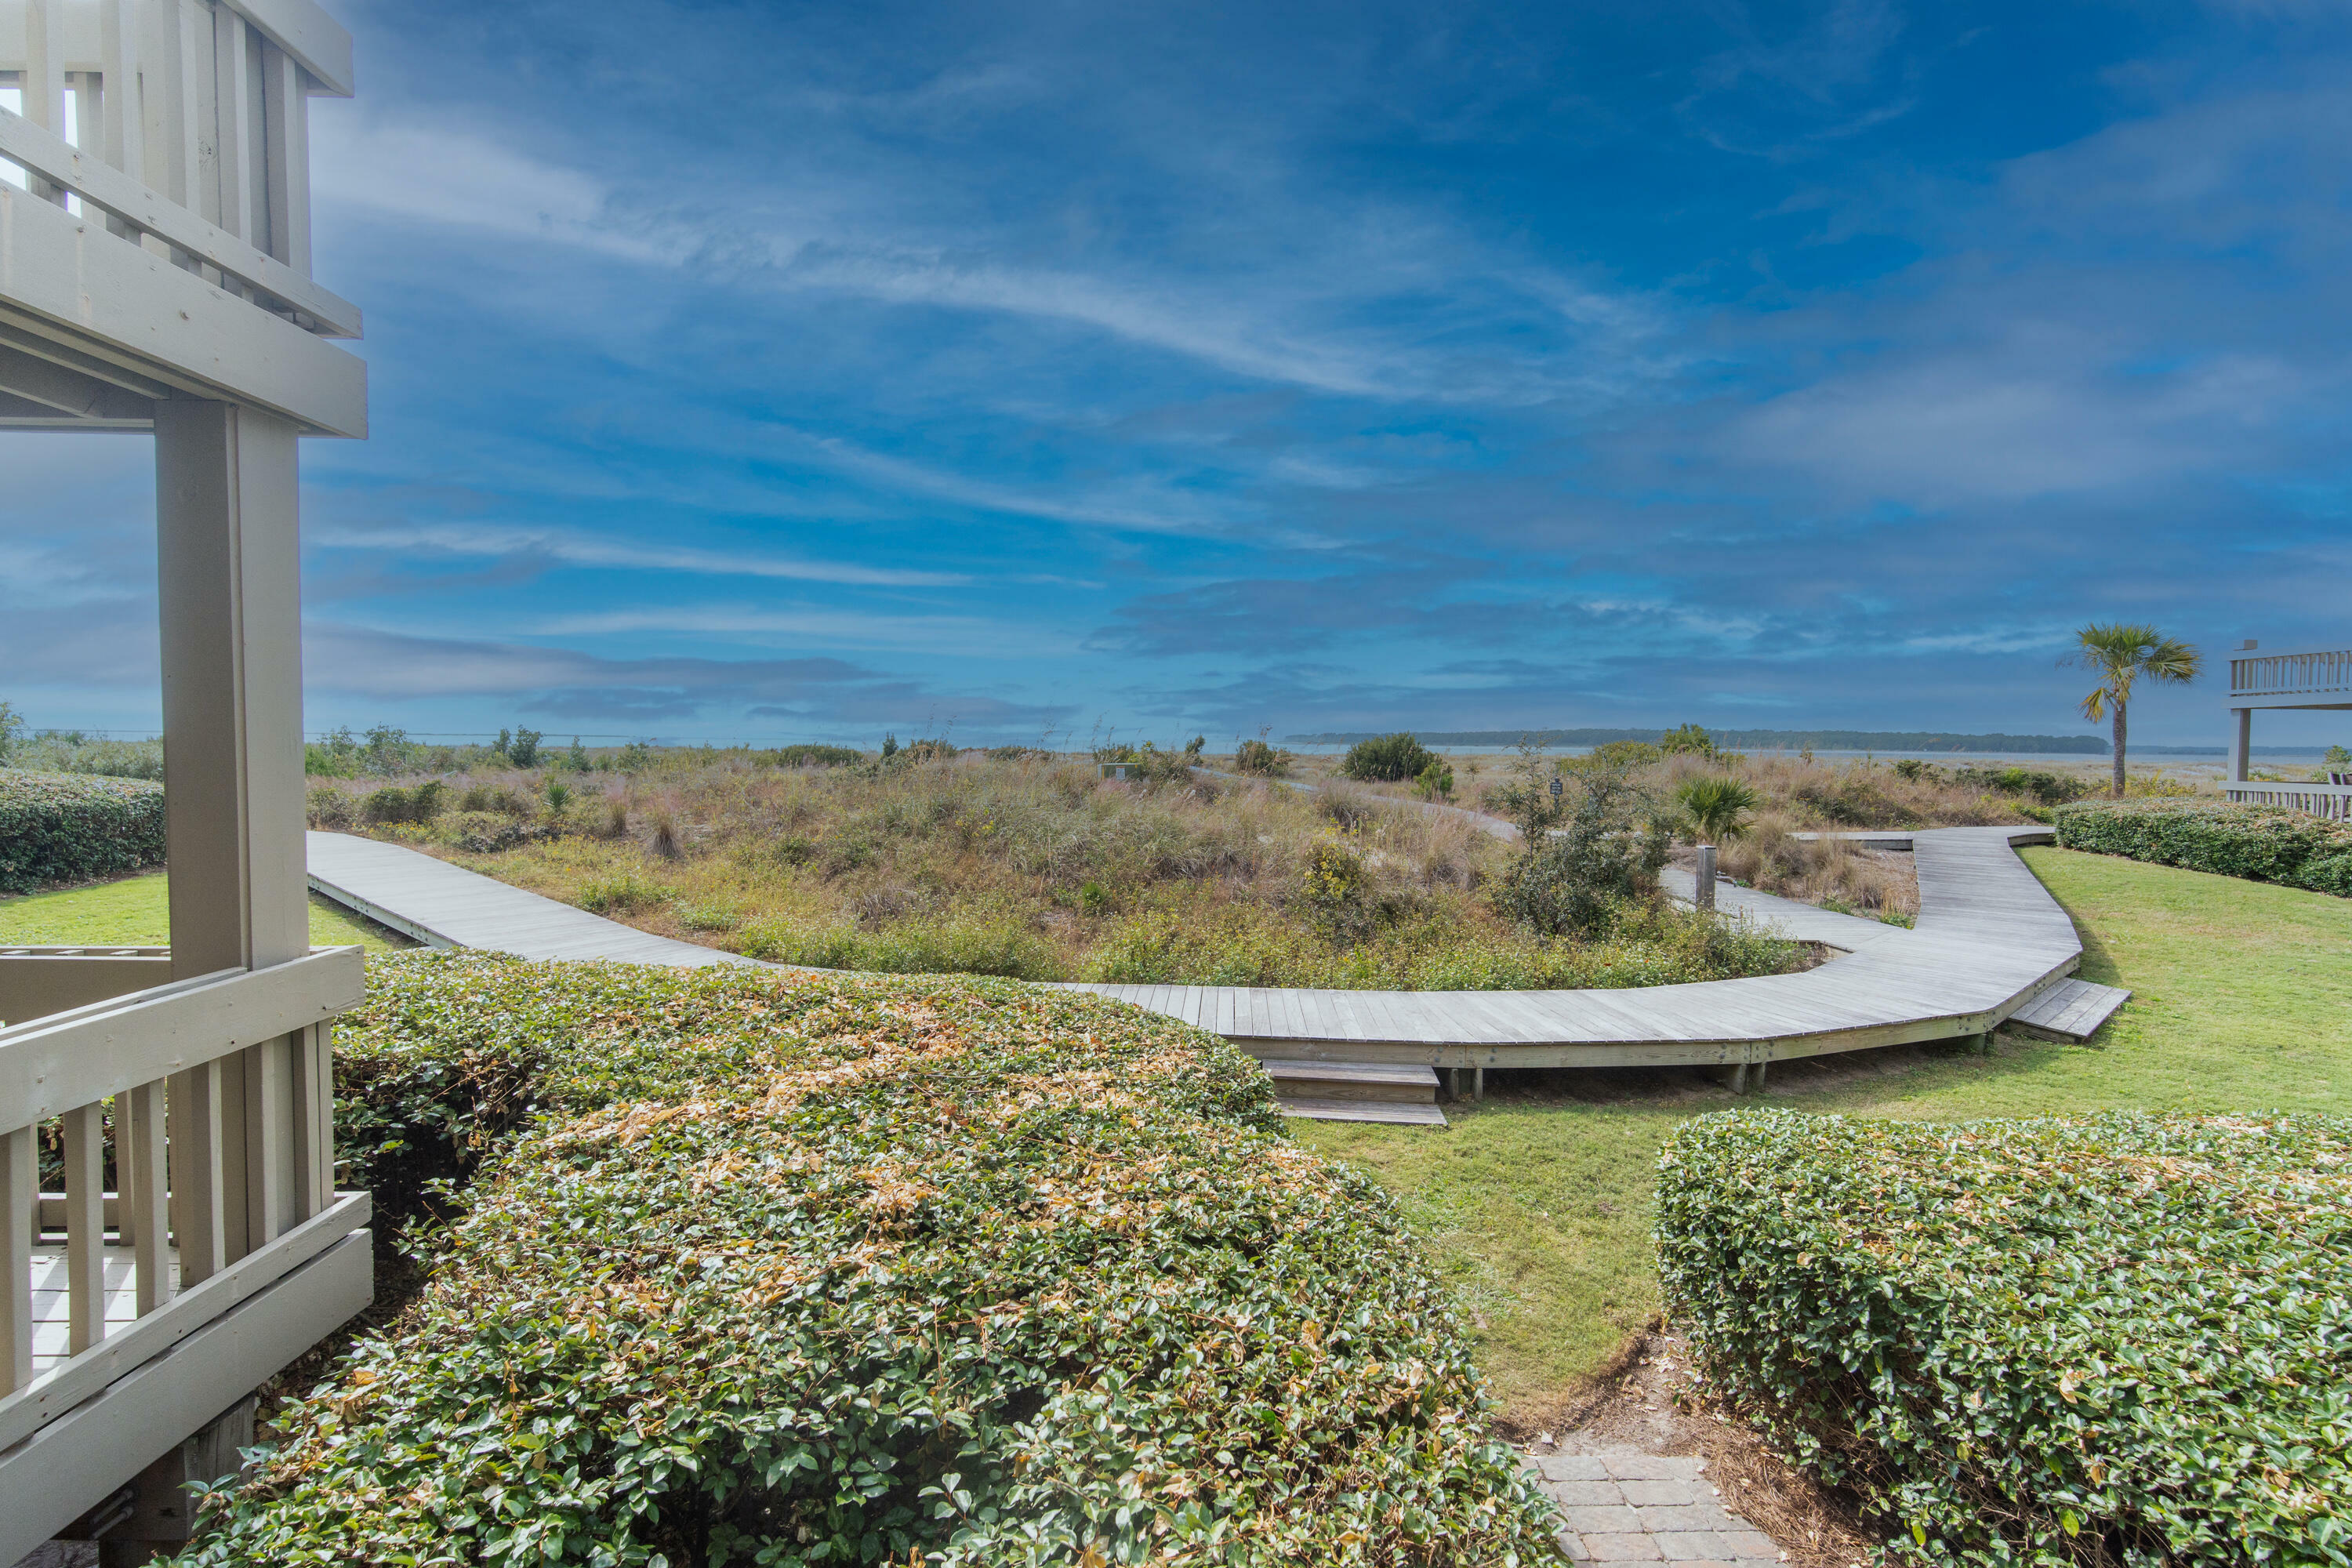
<box><xmin>2055</xmin><ymin>798</ymin><xmax>2352</xmax><ymax>895</ymax></box>
<box><xmin>0</xmin><ymin>768</ymin><xmax>167</xmax><ymax>893</ymax></box>
<box><xmin>1341</xmin><ymin>732</ymin><xmax>1439</xmax><ymax>783</ymax></box>
<box><xmin>188</xmin><ymin>953</ymin><xmax>1556</xmax><ymax>1565</ymax></box>
<box><xmin>1657</xmin><ymin>1109</ymin><xmax>2352</xmax><ymax>1565</ymax></box>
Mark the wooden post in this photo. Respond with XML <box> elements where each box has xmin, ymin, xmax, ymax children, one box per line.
<box><xmin>1695</xmin><ymin>845</ymin><xmax>1716</xmax><ymax>913</ymax></box>
<box><xmin>155</xmin><ymin>398</ymin><xmax>311</xmax><ymax>1265</ymax></box>
<box><xmin>2227</xmin><ymin>708</ymin><xmax>2250</xmax><ymax>786</ymax></box>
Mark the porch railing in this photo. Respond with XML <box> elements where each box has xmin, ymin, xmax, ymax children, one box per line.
<box><xmin>0</xmin><ymin>946</ymin><xmax>365</xmax><ymax>1446</ymax></box>
<box><xmin>2223</xmin><ymin>781</ymin><xmax>2352</xmax><ymax>822</ymax></box>
<box><xmin>2230</xmin><ymin>646</ymin><xmax>2352</xmax><ymax>703</ymax></box>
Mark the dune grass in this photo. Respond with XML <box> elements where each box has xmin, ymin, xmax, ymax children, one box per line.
<box><xmin>0</xmin><ymin>869</ymin><xmax>408</xmax><ymax>951</ymax></box>
<box><xmin>1294</xmin><ymin>846</ymin><xmax>2352</xmax><ymax>1423</ymax></box>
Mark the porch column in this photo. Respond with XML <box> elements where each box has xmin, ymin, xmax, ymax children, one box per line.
<box><xmin>2227</xmin><ymin>707</ymin><xmax>2250</xmax><ymax>786</ymax></box>
<box><xmin>154</xmin><ymin>400</ymin><xmax>311</xmax><ymax>1268</ymax></box>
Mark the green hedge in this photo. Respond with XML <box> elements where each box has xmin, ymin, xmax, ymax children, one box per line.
<box><xmin>0</xmin><ymin>768</ymin><xmax>167</xmax><ymax>894</ymax></box>
<box><xmin>1657</xmin><ymin>1110</ymin><xmax>2352</xmax><ymax>1566</ymax></box>
<box><xmin>184</xmin><ymin>953</ymin><xmax>1555</xmax><ymax>1566</ymax></box>
<box><xmin>2054</xmin><ymin>798</ymin><xmax>2352</xmax><ymax>895</ymax></box>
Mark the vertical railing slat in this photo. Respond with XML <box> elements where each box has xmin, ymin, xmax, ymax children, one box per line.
<box><xmin>62</xmin><ymin>1102</ymin><xmax>107</xmax><ymax>1355</ymax></box>
<box><xmin>243</xmin><ymin>1036</ymin><xmax>289</xmax><ymax>1248</ymax></box>
<box><xmin>259</xmin><ymin>39</ymin><xmax>308</xmax><ymax>274</ymax></box>
<box><xmin>289</xmin><ymin>1022</ymin><xmax>332</xmax><ymax>1220</ymax></box>
<box><xmin>100</xmin><ymin>0</ymin><xmax>143</xmax><ymax>180</ymax></box>
<box><xmin>124</xmin><ymin>1077</ymin><xmax>173</xmax><ymax>1315</ymax></box>
<box><xmin>0</xmin><ymin>1125</ymin><xmax>31</xmax><ymax>1392</ymax></box>
<box><xmin>211</xmin><ymin>2</ymin><xmax>255</xmax><ymax>248</ymax></box>
<box><xmin>169</xmin><ymin>1062</ymin><xmax>226</xmax><ymax>1286</ymax></box>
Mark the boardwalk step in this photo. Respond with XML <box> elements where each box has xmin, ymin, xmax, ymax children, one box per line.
<box><xmin>1261</xmin><ymin>1059</ymin><xmax>1439</xmax><ymax>1104</ymax></box>
<box><xmin>1279</xmin><ymin>1097</ymin><xmax>1449</xmax><ymax>1127</ymax></box>
<box><xmin>2005</xmin><ymin>977</ymin><xmax>2131</xmax><ymax>1042</ymax></box>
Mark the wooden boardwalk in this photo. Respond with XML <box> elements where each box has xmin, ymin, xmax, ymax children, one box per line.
<box><xmin>308</xmin><ymin>833</ymin><xmax>757</xmax><ymax>968</ymax></box>
<box><xmin>309</xmin><ymin>825</ymin><xmax>2123</xmax><ymax>1076</ymax></box>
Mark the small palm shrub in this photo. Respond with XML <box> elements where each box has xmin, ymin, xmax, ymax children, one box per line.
<box><xmin>1340</xmin><ymin>731</ymin><xmax>1437</xmax><ymax>782</ymax></box>
<box><xmin>1676</xmin><ymin>775</ymin><xmax>1759</xmax><ymax>841</ymax></box>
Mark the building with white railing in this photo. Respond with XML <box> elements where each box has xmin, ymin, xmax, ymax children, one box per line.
<box><xmin>2225</xmin><ymin>639</ymin><xmax>2352</xmax><ymax>821</ymax></box>
<box><xmin>0</xmin><ymin>0</ymin><xmax>369</xmax><ymax>1557</ymax></box>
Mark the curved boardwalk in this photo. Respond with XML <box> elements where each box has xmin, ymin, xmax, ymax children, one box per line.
<box><xmin>1065</xmin><ymin>827</ymin><xmax>2111</xmax><ymax>1072</ymax></box>
<box><xmin>309</xmin><ymin>825</ymin><xmax>2124</xmax><ymax>1087</ymax></box>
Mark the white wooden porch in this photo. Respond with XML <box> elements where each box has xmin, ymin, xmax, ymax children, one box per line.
<box><xmin>2224</xmin><ymin>640</ymin><xmax>2352</xmax><ymax>817</ymax></box>
<box><xmin>2</xmin><ymin>0</ymin><xmax>371</xmax><ymax>1556</ymax></box>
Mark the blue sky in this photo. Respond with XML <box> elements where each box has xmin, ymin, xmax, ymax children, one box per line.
<box><xmin>6</xmin><ymin>0</ymin><xmax>2350</xmax><ymax>747</ymax></box>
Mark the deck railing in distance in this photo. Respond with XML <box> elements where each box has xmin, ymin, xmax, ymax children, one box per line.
<box><xmin>2223</xmin><ymin>781</ymin><xmax>2352</xmax><ymax>822</ymax></box>
<box><xmin>2230</xmin><ymin>646</ymin><xmax>2352</xmax><ymax>702</ymax></box>
<box><xmin>0</xmin><ymin>946</ymin><xmax>372</xmax><ymax>1554</ymax></box>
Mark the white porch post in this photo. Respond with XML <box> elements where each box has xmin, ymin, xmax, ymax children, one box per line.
<box><xmin>2227</xmin><ymin>707</ymin><xmax>2250</xmax><ymax>786</ymax></box>
<box><xmin>155</xmin><ymin>399</ymin><xmax>312</xmax><ymax>1267</ymax></box>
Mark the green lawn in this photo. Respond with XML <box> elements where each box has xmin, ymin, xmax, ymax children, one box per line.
<box><xmin>0</xmin><ymin>870</ymin><xmax>409</xmax><ymax>952</ymax></box>
<box><xmin>1294</xmin><ymin>846</ymin><xmax>2352</xmax><ymax>1421</ymax></box>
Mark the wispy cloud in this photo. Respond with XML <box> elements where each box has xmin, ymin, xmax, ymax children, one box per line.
<box><xmin>310</xmin><ymin>521</ymin><xmax>970</xmax><ymax>587</ymax></box>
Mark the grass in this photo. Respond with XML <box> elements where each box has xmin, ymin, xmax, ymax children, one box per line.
<box><xmin>314</xmin><ymin>755</ymin><xmax>1803</xmax><ymax>991</ymax></box>
<box><xmin>1293</xmin><ymin>846</ymin><xmax>2352</xmax><ymax>1423</ymax></box>
<box><xmin>0</xmin><ymin>869</ymin><xmax>410</xmax><ymax>952</ymax></box>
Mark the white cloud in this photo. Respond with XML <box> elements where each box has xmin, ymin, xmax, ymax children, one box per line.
<box><xmin>306</xmin><ymin>114</ymin><xmax>1667</xmax><ymax>407</ymax></box>
<box><xmin>310</xmin><ymin>521</ymin><xmax>970</xmax><ymax>587</ymax></box>
<box><xmin>532</xmin><ymin>604</ymin><xmax>1073</xmax><ymax>655</ymax></box>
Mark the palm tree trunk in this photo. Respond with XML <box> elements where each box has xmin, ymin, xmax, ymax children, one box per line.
<box><xmin>2111</xmin><ymin>699</ymin><xmax>2128</xmax><ymax>798</ymax></box>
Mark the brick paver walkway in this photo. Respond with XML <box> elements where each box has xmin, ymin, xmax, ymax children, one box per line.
<box><xmin>1523</xmin><ymin>1443</ymin><xmax>1782</xmax><ymax>1565</ymax></box>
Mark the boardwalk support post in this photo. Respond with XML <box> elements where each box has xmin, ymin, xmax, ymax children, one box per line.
<box><xmin>1695</xmin><ymin>846</ymin><xmax>1716</xmax><ymax>912</ymax></box>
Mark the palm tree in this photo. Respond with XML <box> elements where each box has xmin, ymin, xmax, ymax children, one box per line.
<box><xmin>1677</xmin><ymin>775</ymin><xmax>1759</xmax><ymax>841</ymax></box>
<box><xmin>2064</xmin><ymin>623</ymin><xmax>2201</xmax><ymax>798</ymax></box>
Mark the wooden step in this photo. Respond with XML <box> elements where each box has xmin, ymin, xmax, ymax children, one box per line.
<box><xmin>2005</xmin><ymin>977</ymin><xmax>2131</xmax><ymax>1042</ymax></box>
<box><xmin>1279</xmin><ymin>1098</ymin><xmax>1449</xmax><ymax>1127</ymax></box>
<box><xmin>1261</xmin><ymin>1059</ymin><xmax>1439</xmax><ymax>1104</ymax></box>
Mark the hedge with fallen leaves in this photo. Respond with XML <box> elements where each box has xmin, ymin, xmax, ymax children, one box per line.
<box><xmin>1657</xmin><ymin>1109</ymin><xmax>2352</xmax><ymax>1566</ymax></box>
<box><xmin>176</xmin><ymin>951</ymin><xmax>1557</xmax><ymax>1566</ymax></box>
